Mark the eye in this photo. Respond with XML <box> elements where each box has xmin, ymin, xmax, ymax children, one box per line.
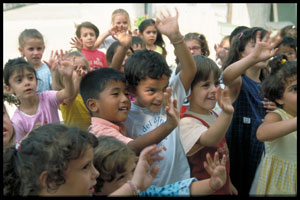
<box><xmin>291</xmin><ymin>86</ymin><xmax>297</xmax><ymax>92</ymax></box>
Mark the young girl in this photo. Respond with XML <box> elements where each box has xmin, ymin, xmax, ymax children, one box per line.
<box><xmin>184</xmin><ymin>32</ymin><xmax>210</xmax><ymax>57</ymax></box>
<box><xmin>18</xmin><ymin>29</ymin><xmax>53</xmax><ymax>93</ymax></box>
<box><xmin>221</xmin><ymin>27</ymin><xmax>282</xmax><ymax>195</ymax></box>
<box><xmin>179</xmin><ymin>55</ymin><xmax>237</xmax><ymax>195</ymax></box>
<box><xmin>94</xmin><ymin>136</ymin><xmax>228</xmax><ymax>196</ymax></box>
<box><xmin>54</xmin><ymin>51</ymin><xmax>91</xmax><ymax>130</ymax></box>
<box><xmin>251</xmin><ymin>55</ymin><xmax>297</xmax><ymax>195</ymax></box>
<box><xmin>3</xmin><ymin>94</ymin><xmax>17</xmax><ymax>151</ymax></box>
<box><xmin>138</xmin><ymin>18</ymin><xmax>167</xmax><ymax>58</ymax></box>
<box><xmin>3</xmin><ymin>123</ymin><xmax>165</xmax><ymax>196</ymax></box>
<box><xmin>3</xmin><ymin>54</ymin><xmax>75</xmax><ymax>142</ymax></box>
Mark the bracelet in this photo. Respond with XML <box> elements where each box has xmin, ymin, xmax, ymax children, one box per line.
<box><xmin>209</xmin><ymin>179</ymin><xmax>218</xmax><ymax>192</ymax></box>
<box><xmin>127</xmin><ymin>180</ymin><xmax>140</xmax><ymax>195</ymax></box>
<box><xmin>171</xmin><ymin>36</ymin><xmax>184</xmax><ymax>45</ymax></box>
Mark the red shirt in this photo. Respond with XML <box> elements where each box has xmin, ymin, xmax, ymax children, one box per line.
<box><xmin>81</xmin><ymin>48</ymin><xmax>107</xmax><ymax>70</ymax></box>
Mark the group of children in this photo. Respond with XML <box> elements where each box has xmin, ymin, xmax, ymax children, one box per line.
<box><xmin>3</xmin><ymin>7</ymin><xmax>297</xmax><ymax>196</ymax></box>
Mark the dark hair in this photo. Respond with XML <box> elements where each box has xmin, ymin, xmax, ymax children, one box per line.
<box><xmin>184</xmin><ymin>32</ymin><xmax>210</xmax><ymax>57</ymax></box>
<box><xmin>76</xmin><ymin>21</ymin><xmax>99</xmax><ymax>38</ymax></box>
<box><xmin>229</xmin><ymin>26</ymin><xmax>249</xmax><ymax>44</ymax></box>
<box><xmin>94</xmin><ymin>136</ymin><xmax>137</xmax><ymax>193</ymax></box>
<box><xmin>18</xmin><ymin>29</ymin><xmax>45</xmax><ymax>48</ymax></box>
<box><xmin>132</xmin><ymin>36</ymin><xmax>146</xmax><ymax>49</ymax></box>
<box><xmin>106</xmin><ymin>40</ymin><xmax>121</xmax><ymax>66</ymax></box>
<box><xmin>280</xmin><ymin>25</ymin><xmax>297</xmax><ymax>40</ymax></box>
<box><xmin>124</xmin><ymin>49</ymin><xmax>172</xmax><ymax>92</ymax></box>
<box><xmin>3</xmin><ymin>57</ymin><xmax>38</xmax><ymax>86</ymax></box>
<box><xmin>138</xmin><ymin>19</ymin><xmax>167</xmax><ymax>58</ymax></box>
<box><xmin>80</xmin><ymin>68</ymin><xmax>126</xmax><ymax>115</ymax></box>
<box><xmin>260</xmin><ymin>54</ymin><xmax>297</xmax><ymax>108</ymax></box>
<box><xmin>276</xmin><ymin>36</ymin><xmax>297</xmax><ymax>52</ymax></box>
<box><xmin>223</xmin><ymin>27</ymin><xmax>268</xmax><ymax>71</ymax></box>
<box><xmin>3</xmin><ymin>124</ymin><xmax>98</xmax><ymax>196</ymax></box>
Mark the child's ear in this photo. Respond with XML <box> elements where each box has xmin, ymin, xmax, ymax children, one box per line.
<box><xmin>4</xmin><ymin>84</ymin><xmax>13</xmax><ymax>94</ymax></box>
<box><xmin>86</xmin><ymin>98</ymin><xmax>99</xmax><ymax>113</ymax></box>
<box><xmin>18</xmin><ymin>47</ymin><xmax>25</xmax><ymax>57</ymax></box>
<box><xmin>39</xmin><ymin>170</ymin><xmax>49</xmax><ymax>189</ymax></box>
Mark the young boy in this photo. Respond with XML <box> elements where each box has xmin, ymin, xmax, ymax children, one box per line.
<box><xmin>79</xmin><ymin>67</ymin><xmax>179</xmax><ymax>154</ymax></box>
<box><xmin>276</xmin><ymin>36</ymin><xmax>297</xmax><ymax>61</ymax></box>
<box><xmin>75</xmin><ymin>21</ymin><xmax>107</xmax><ymax>70</ymax></box>
<box><xmin>123</xmin><ymin>8</ymin><xmax>197</xmax><ymax>186</ymax></box>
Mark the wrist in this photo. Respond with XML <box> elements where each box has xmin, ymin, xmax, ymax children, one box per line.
<box><xmin>209</xmin><ymin>179</ymin><xmax>218</xmax><ymax>192</ymax></box>
<box><xmin>127</xmin><ymin>180</ymin><xmax>140</xmax><ymax>196</ymax></box>
<box><xmin>170</xmin><ymin>35</ymin><xmax>184</xmax><ymax>45</ymax></box>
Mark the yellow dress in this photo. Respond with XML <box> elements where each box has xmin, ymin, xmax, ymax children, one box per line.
<box><xmin>60</xmin><ymin>94</ymin><xmax>91</xmax><ymax>131</ymax></box>
<box><xmin>256</xmin><ymin>108</ymin><xmax>297</xmax><ymax>195</ymax></box>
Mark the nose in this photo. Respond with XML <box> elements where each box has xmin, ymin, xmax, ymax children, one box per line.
<box><xmin>92</xmin><ymin>164</ymin><xmax>100</xmax><ymax>179</ymax></box>
<box><xmin>155</xmin><ymin>91</ymin><xmax>164</xmax><ymax>101</ymax></box>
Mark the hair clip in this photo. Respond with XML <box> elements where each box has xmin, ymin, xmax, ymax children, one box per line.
<box><xmin>15</xmin><ymin>142</ymin><xmax>21</xmax><ymax>151</ymax></box>
<box><xmin>281</xmin><ymin>58</ymin><xmax>287</xmax><ymax>64</ymax></box>
<box><xmin>239</xmin><ymin>32</ymin><xmax>243</xmax><ymax>40</ymax></box>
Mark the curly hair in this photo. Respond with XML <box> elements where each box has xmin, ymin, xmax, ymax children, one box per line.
<box><xmin>3</xmin><ymin>124</ymin><xmax>98</xmax><ymax>196</ymax></box>
<box><xmin>124</xmin><ymin>49</ymin><xmax>172</xmax><ymax>92</ymax></box>
<box><xmin>184</xmin><ymin>32</ymin><xmax>210</xmax><ymax>57</ymax></box>
<box><xmin>260</xmin><ymin>54</ymin><xmax>297</xmax><ymax>108</ymax></box>
<box><xmin>93</xmin><ymin>136</ymin><xmax>137</xmax><ymax>193</ymax></box>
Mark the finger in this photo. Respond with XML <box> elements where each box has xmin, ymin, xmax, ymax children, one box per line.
<box><xmin>262</xmin><ymin>30</ymin><xmax>271</xmax><ymax>43</ymax></box>
<box><xmin>220</xmin><ymin>154</ymin><xmax>227</xmax><ymax>166</ymax></box>
<box><xmin>255</xmin><ymin>31</ymin><xmax>261</xmax><ymax>43</ymax></box>
<box><xmin>206</xmin><ymin>152</ymin><xmax>214</xmax><ymax>167</ymax></box>
<box><xmin>213</xmin><ymin>151</ymin><xmax>219</xmax><ymax>165</ymax></box>
<box><xmin>149</xmin><ymin>165</ymin><xmax>160</xmax><ymax>178</ymax></box>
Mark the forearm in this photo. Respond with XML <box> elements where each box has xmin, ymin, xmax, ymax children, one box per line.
<box><xmin>56</xmin><ymin>76</ymin><xmax>74</xmax><ymax>101</ymax></box>
<box><xmin>257</xmin><ymin>117</ymin><xmax>297</xmax><ymax>141</ymax></box>
<box><xmin>190</xmin><ymin>178</ymin><xmax>215</xmax><ymax>195</ymax></box>
<box><xmin>109</xmin><ymin>182</ymin><xmax>137</xmax><ymax>196</ymax></box>
<box><xmin>201</xmin><ymin>112</ymin><xmax>233</xmax><ymax>146</ymax></box>
<box><xmin>128</xmin><ymin>122</ymin><xmax>175</xmax><ymax>154</ymax></box>
<box><xmin>94</xmin><ymin>31</ymin><xmax>110</xmax><ymax>49</ymax></box>
<box><xmin>110</xmin><ymin>45</ymin><xmax>129</xmax><ymax>70</ymax></box>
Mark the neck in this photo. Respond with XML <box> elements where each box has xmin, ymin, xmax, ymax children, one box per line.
<box><xmin>245</xmin><ymin>67</ymin><xmax>262</xmax><ymax>82</ymax></box>
<box><xmin>19</xmin><ymin>94</ymin><xmax>39</xmax><ymax>114</ymax></box>
<box><xmin>32</xmin><ymin>62</ymin><xmax>43</xmax><ymax>70</ymax></box>
<box><xmin>146</xmin><ymin>44</ymin><xmax>156</xmax><ymax>51</ymax></box>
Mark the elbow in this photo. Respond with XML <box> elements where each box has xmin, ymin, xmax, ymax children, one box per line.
<box><xmin>256</xmin><ymin>129</ymin><xmax>264</xmax><ymax>142</ymax></box>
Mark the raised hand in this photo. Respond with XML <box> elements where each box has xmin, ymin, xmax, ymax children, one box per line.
<box><xmin>163</xmin><ymin>87</ymin><xmax>179</xmax><ymax>128</ymax></box>
<box><xmin>203</xmin><ymin>152</ymin><xmax>227</xmax><ymax>191</ymax></box>
<box><xmin>70</xmin><ymin>36</ymin><xmax>83</xmax><ymax>51</ymax></box>
<box><xmin>110</xmin><ymin>25</ymin><xmax>132</xmax><ymax>48</ymax></box>
<box><xmin>216</xmin><ymin>86</ymin><xmax>234</xmax><ymax>115</ymax></box>
<box><xmin>155</xmin><ymin>7</ymin><xmax>181</xmax><ymax>42</ymax></box>
<box><xmin>57</xmin><ymin>50</ymin><xmax>73</xmax><ymax>78</ymax></box>
<box><xmin>131</xmin><ymin>145</ymin><xmax>164</xmax><ymax>192</ymax></box>
<box><xmin>252</xmin><ymin>30</ymin><xmax>282</xmax><ymax>62</ymax></box>
<box><xmin>43</xmin><ymin>50</ymin><xmax>59</xmax><ymax>73</ymax></box>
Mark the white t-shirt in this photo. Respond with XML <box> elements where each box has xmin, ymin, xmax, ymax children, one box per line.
<box><xmin>125</xmin><ymin>73</ymin><xmax>191</xmax><ymax>186</ymax></box>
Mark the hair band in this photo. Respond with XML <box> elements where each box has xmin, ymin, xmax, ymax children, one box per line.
<box><xmin>239</xmin><ymin>32</ymin><xmax>243</xmax><ymax>40</ymax></box>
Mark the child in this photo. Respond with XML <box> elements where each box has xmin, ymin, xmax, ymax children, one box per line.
<box><xmin>94</xmin><ymin>136</ymin><xmax>228</xmax><ymax>196</ymax></box>
<box><xmin>3</xmin><ymin>94</ymin><xmax>17</xmax><ymax>151</ymax></box>
<box><xmin>184</xmin><ymin>32</ymin><xmax>210</xmax><ymax>57</ymax></box>
<box><xmin>280</xmin><ymin>25</ymin><xmax>297</xmax><ymax>41</ymax></box>
<box><xmin>75</xmin><ymin>21</ymin><xmax>107</xmax><ymax>70</ymax></box>
<box><xmin>3</xmin><ymin>54</ymin><xmax>75</xmax><ymax>142</ymax></box>
<box><xmin>54</xmin><ymin>51</ymin><xmax>91</xmax><ymax>130</ymax></box>
<box><xmin>3</xmin><ymin>123</ymin><xmax>163</xmax><ymax>196</ymax></box>
<box><xmin>18</xmin><ymin>29</ymin><xmax>53</xmax><ymax>93</ymax></box>
<box><xmin>221</xmin><ymin>27</ymin><xmax>282</xmax><ymax>195</ymax></box>
<box><xmin>251</xmin><ymin>55</ymin><xmax>297</xmax><ymax>195</ymax></box>
<box><xmin>80</xmin><ymin>67</ymin><xmax>179</xmax><ymax>154</ymax></box>
<box><xmin>124</xmin><ymin>8</ymin><xmax>197</xmax><ymax>186</ymax></box>
<box><xmin>276</xmin><ymin>37</ymin><xmax>297</xmax><ymax>61</ymax></box>
<box><xmin>138</xmin><ymin>18</ymin><xmax>167</xmax><ymax>58</ymax></box>
<box><xmin>214</xmin><ymin>35</ymin><xmax>230</xmax><ymax>68</ymax></box>
<box><xmin>179</xmin><ymin>55</ymin><xmax>237</xmax><ymax>195</ymax></box>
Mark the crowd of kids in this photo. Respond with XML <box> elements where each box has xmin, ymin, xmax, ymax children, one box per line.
<box><xmin>3</xmin><ymin>6</ymin><xmax>297</xmax><ymax>197</ymax></box>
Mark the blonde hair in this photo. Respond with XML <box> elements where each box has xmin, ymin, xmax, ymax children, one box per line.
<box><xmin>111</xmin><ymin>8</ymin><xmax>131</xmax><ymax>30</ymax></box>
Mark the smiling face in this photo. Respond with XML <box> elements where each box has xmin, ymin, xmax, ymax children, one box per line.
<box><xmin>91</xmin><ymin>80</ymin><xmax>131</xmax><ymax>123</ymax></box>
<box><xmin>18</xmin><ymin>38</ymin><xmax>45</xmax><ymax>68</ymax></box>
<box><xmin>80</xmin><ymin>27</ymin><xmax>97</xmax><ymax>50</ymax></box>
<box><xmin>41</xmin><ymin>146</ymin><xmax>99</xmax><ymax>196</ymax></box>
<box><xmin>113</xmin><ymin>14</ymin><xmax>129</xmax><ymax>31</ymax></box>
<box><xmin>7</xmin><ymin>68</ymin><xmax>38</xmax><ymax>100</ymax></box>
<box><xmin>98</xmin><ymin>159</ymin><xmax>136</xmax><ymax>195</ymax></box>
<box><xmin>133</xmin><ymin>75</ymin><xmax>169</xmax><ymax>113</ymax></box>
<box><xmin>189</xmin><ymin>72</ymin><xmax>220</xmax><ymax>115</ymax></box>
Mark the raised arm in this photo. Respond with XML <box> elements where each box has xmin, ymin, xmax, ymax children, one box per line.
<box><xmin>155</xmin><ymin>8</ymin><xmax>196</xmax><ymax>93</ymax></box>
<box><xmin>43</xmin><ymin>50</ymin><xmax>58</xmax><ymax>90</ymax></box>
<box><xmin>93</xmin><ymin>26</ymin><xmax>117</xmax><ymax>49</ymax></box>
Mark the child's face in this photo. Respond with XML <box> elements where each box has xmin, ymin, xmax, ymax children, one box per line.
<box><xmin>80</xmin><ymin>27</ymin><xmax>97</xmax><ymax>50</ymax></box>
<box><xmin>95</xmin><ymin>80</ymin><xmax>131</xmax><ymax>123</ymax></box>
<box><xmin>278</xmin><ymin>45</ymin><xmax>297</xmax><ymax>61</ymax></box>
<box><xmin>7</xmin><ymin>69</ymin><xmax>37</xmax><ymax>100</ymax></box>
<box><xmin>133</xmin><ymin>75</ymin><xmax>169</xmax><ymax>113</ymax></box>
<box><xmin>98</xmin><ymin>159</ymin><xmax>136</xmax><ymax>195</ymax></box>
<box><xmin>140</xmin><ymin>25</ymin><xmax>157</xmax><ymax>46</ymax></box>
<box><xmin>113</xmin><ymin>14</ymin><xmax>129</xmax><ymax>31</ymax></box>
<box><xmin>186</xmin><ymin>39</ymin><xmax>202</xmax><ymax>56</ymax></box>
<box><xmin>188</xmin><ymin>72</ymin><xmax>219</xmax><ymax>115</ymax></box>
<box><xmin>3</xmin><ymin>105</ymin><xmax>14</xmax><ymax>147</ymax></box>
<box><xmin>277</xmin><ymin>78</ymin><xmax>297</xmax><ymax>117</ymax></box>
<box><xmin>50</xmin><ymin>146</ymin><xmax>99</xmax><ymax>196</ymax></box>
<box><xmin>73</xmin><ymin>57</ymin><xmax>90</xmax><ymax>79</ymax></box>
<box><xmin>19</xmin><ymin>38</ymin><xmax>45</xmax><ymax>67</ymax></box>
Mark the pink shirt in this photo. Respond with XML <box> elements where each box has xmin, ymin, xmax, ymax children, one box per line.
<box><xmin>12</xmin><ymin>91</ymin><xmax>61</xmax><ymax>142</ymax></box>
<box><xmin>81</xmin><ymin>48</ymin><xmax>107</xmax><ymax>70</ymax></box>
<box><xmin>88</xmin><ymin>117</ymin><xmax>132</xmax><ymax>144</ymax></box>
